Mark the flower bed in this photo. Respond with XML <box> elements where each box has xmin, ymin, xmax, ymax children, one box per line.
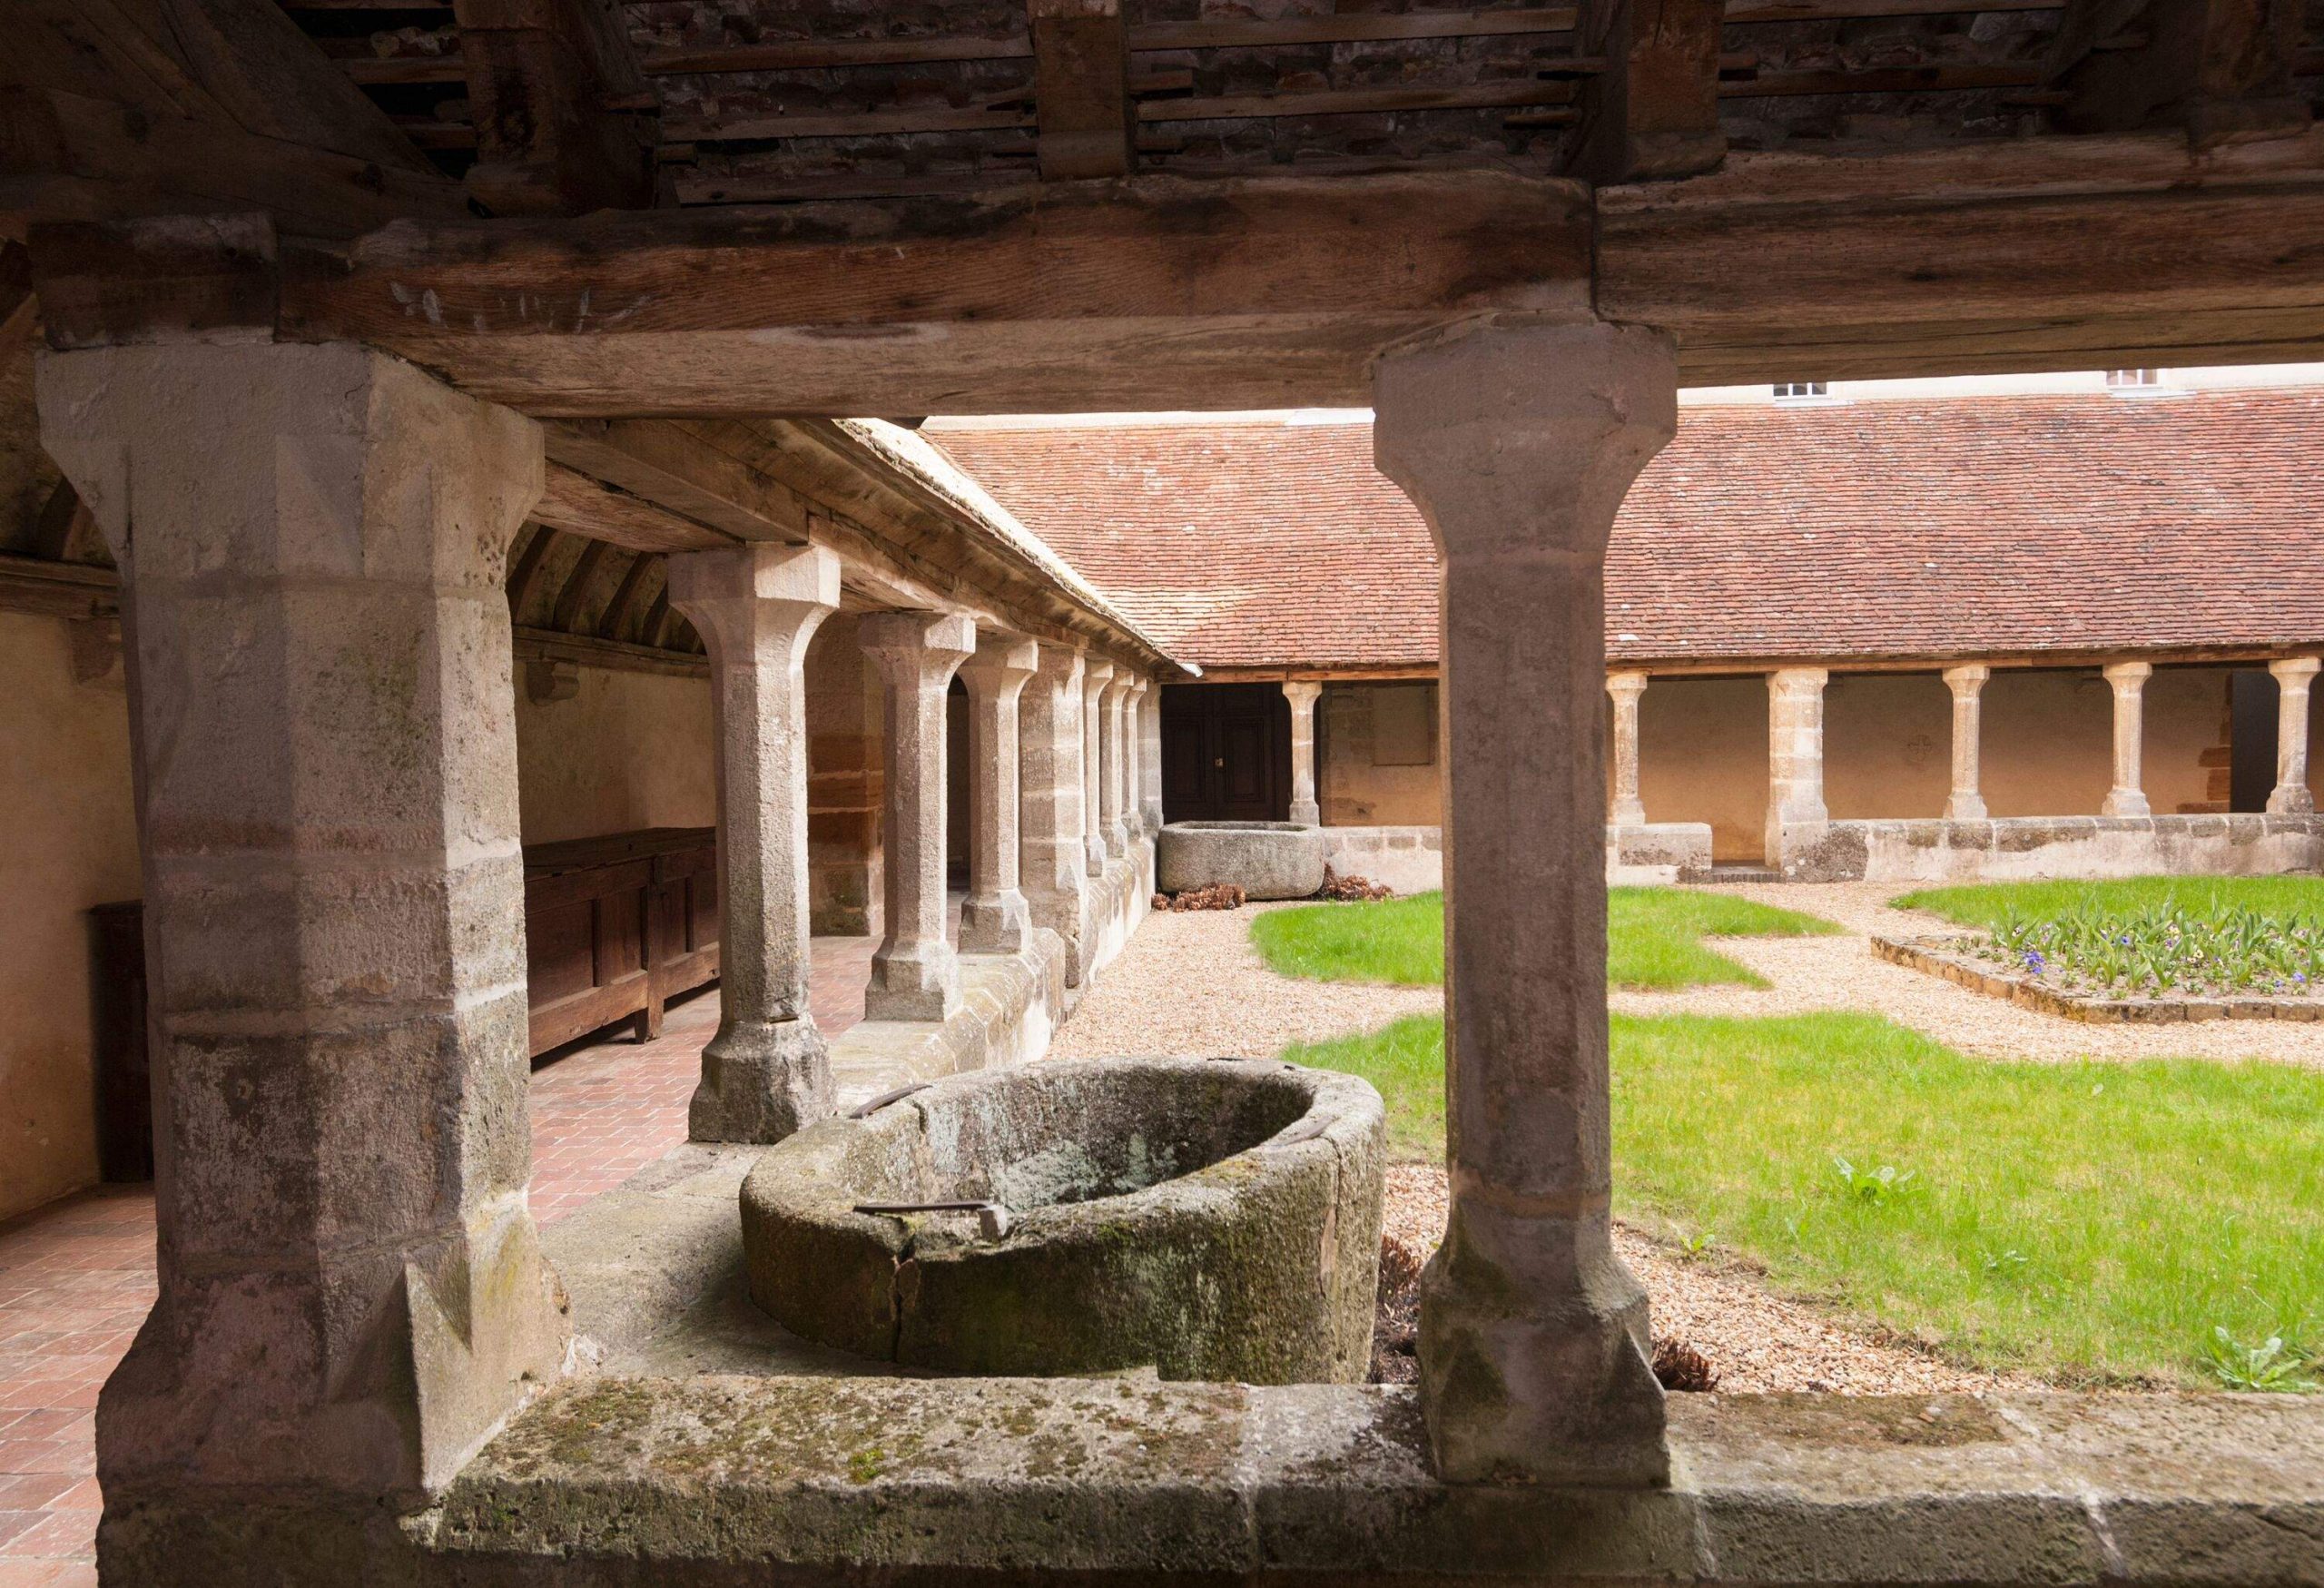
<box><xmin>1873</xmin><ymin>934</ymin><xmax>2324</xmax><ymax>1023</ymax></box>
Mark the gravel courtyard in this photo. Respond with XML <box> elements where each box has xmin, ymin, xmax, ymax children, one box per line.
<box><xmin>1054</xmin><ymin>883</ymin><xmax>2324</xmax><ymax>1393</ymax></box>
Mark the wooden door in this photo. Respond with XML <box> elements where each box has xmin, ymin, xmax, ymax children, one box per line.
<box><xmin>1159</xmin><ymin>683</ymin><xmax>1292</xmax><ymax>822</ymax></box>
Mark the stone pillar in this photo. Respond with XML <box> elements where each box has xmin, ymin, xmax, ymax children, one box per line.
<box><xmin>1122</xmin><ymin>676</ymin><xmax>1149</xmax><ymax>837</ymax></box>
<box><xmin>1020</xmin><ymin>645</ymin><xmax>1090</xmax><ymax>981</ymax></box>
<box><xmin>666</xmin><ymin>544</ymin><xmax>842</xmax><ymax>1142</ymax></box>
<box><xmin>1941</xmin><ymin>664</ymin><xmax>1991</xmax><ymax>821</ymax></box>
<box><xmin>1284</xmin><ymin>679</ymin><xmax>1323</xmax><ymax>826</ymax></box>
<box><xmin>1081</xmin><ymin>658</ymin><xmax>1115</xmax><ymax>875</ymax></box>
<box><xmin>959</xmin><ymin>634</ymin><xmax>1039</xmax><ymax>953</ymax></box>
<box><xmin>37</xmin><ymin>343</ymin><xmax>569</xmax><ymax>1559</ymax></box>
<box><xmin>2102</xmin><ymin>660</ymin><xmax>2152</xmax><ymax>817</ymax></box>
<box><xmin>861</xmin><ymin>612</ymin><xmax>977</xmax><ymax>1020</ymax></box>
<box><xmin>1605</xmin><ymin>671</ymin><xmax>1648</xmax><ymax>826</ymax></box>
<box><xmin>1140</xmin><ymin>678</ymin><xmax>1166</xmax><ymax>832</ymax></box>
<box><xmin>1373</xmin><ymin>321</ymin><xmax>1676</xmax><ymax>1488</ymax></box>
<box><xmin>1100</xmin><ymin>668</ymin><xmax>1134</xmax><ymax>858</ymax></box>
<box><xmin>2268</xmin><ymin>656</ymin><xmax>2319</xmax><ymax>814</ymax></box>
<box><xmin>1764</xmin><ymin>667</ymin><xmax>1831</xmax><ymax>867</ymax></box>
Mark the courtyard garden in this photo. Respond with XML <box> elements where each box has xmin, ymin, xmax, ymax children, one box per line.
<box><xmin>1268</xmin><ymin>880</ymin><xmax>2324</xmax><ymax>1392</ymax></box>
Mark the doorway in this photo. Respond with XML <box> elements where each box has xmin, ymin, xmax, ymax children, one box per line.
<box><xmin>1161</xmin><ymin>683</ymin><xmax>1291</xmax><ymax>822</ymax></box>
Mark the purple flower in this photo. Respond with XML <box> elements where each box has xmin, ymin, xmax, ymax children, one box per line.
<box><xmin>2024</xmin><ymin>950</ymin><xmax>2048</xmax><ymax>973</ymax></box>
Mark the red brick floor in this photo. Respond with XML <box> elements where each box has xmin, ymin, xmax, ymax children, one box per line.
<box><xmin>0</xmin><ymin>934</ymin><xmax>880</xmax><ymax>1582</ymax></box>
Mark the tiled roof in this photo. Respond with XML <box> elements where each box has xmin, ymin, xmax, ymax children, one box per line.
<box><xmin>931</xmin><ymin>390</ymin><xmax>2324</xmax><ymax>671</ymax></box>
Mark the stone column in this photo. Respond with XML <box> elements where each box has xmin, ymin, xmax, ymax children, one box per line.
<box><xmin>666</xmin><ymin>544</ymin><xmax>842</xmax><ymax>1142</ymax></box>
<box><xmin>1100</xmin><ymin>668</ymin><xmax>1134</xmax><ymax>858</ymax></box>
<box><xmin>1941</xmin><ymin>664</ymin><xmax>1991</xmax><ymax>822</ymax></box>
<box><xmin>1606</xmin><ymin>670</ymin><xmax>1648</xmax><ymax>826</ymax></box>
<box><xmin>1373</xmin><ymin>320</ymin><xmax>1676</xmax><ymax>1488</ymax></box>
<box><xmin>2102</xmin><ymin>660</ymin><xmax>2152</xmax><ymax>817</ymax></box>
<box><xmin>1081</xmin><ymin>658</ymin><xmax>1115</xmax><ymax>875</ymax></box>
<box><xmin>1020</xmin><ymin>645</ymin><xmax>1090</xmax><ymax>981</ymax></box>
<box><xmin>1140</xmin><ymin>678</ymin><xmax>1166</xmax><ymax>832</ymax></box>
<box><xmin>1284</xmin><ymin>679</ymin><xmax>1324</xmax><ymax>826</ymax></box>
<box><xmin>37</xmin><ymin>343</ymin><xmax>569</xmax><ymax>1557</ymax></box>
<box><xmin>2268</xmin><ymin>656</ymin><xmax>2319</xmax><ymax>814</ymax></box>
<box><xmin>1764</xmin><ymin>667</ymin><xmax>1831</xmax><ymax>866</ymax></box>
<box><xmin>861</xmin><ymin>612</ymin><xmax>977</xmax><ymax>1020</ymax></box>
<box><xmin>959</xmin><ymin>634</ymin><xmax>1039</xmax><ymax>953</ymax></box>
<box><xmin>1122</xmin><ymin>676</ymin><xmax>1149</xmax><ymax>837</ymax></box>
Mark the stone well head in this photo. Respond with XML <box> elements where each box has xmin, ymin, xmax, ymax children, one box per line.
<box><xmin>1157</xmin><ymin>821</ymin><xmax>1330</xmax><ymax>899</ymax></box>
<box><xmin>741</xmin><ymin>1057</ymin><xmax>1385</xmax><ymax>1382</ymax></box>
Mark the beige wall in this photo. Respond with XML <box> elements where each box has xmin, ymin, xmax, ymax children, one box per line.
<box><xmin>1318</xmin><ymin>681</ymin><xmax>1441</xmax><ymax>825</ymax></box>
<box><xmin>514</xmin><ymin>663</ymin><xmax>716</xmax><ymax>845</ymax></box>
<box><xmin>0</xmin><ymin>612</ymin><xmax>141</xmax><ymax>1220</ymax></box>
<box><xmin>1633</xmin><ymin>676</ymin><xmax>1769</xmax><ymax>860</ymax></box>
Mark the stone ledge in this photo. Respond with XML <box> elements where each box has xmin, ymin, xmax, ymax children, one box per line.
<box><xmin>1874</xmin><ymin>934</ymin><xmax>2324</xmax><ymax>1024</ymax></box>
<box><xmin>1779</xmin><ymin>814</ymin><xmax>2324</xmax><ymax>884</ymax></box>
<box><xmin>827</xmin><ymin>925</ymin><xmax>1068</xmax><ymax>1105</ymax></box>
<box><xmin>412</xmin><ymin>1380</ymin><xmax>2324</xmax><ymax>1584</ymax></box>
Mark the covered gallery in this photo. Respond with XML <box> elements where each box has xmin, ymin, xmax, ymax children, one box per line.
<box><xmin>940</xmin><ymin>370</ymin><xmax>2324</xmax><ymax>886</ymax></box>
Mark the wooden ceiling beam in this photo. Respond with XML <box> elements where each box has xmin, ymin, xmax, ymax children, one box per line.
<box><xmin>544</xmin><ymin>420</ymin><xmax>812</xmax><ymax>542</ymax></box>
<box><xmin>1028</xmin><ymin>0</ymin><xmax>1135</xmax><ymax>181</ymax></box>
<box><xmin>531</xmin><ymin>461</ymin><xmax>739</xmax><ymax>551</ymax></box>
<box><xmin>2044</xmin><ymin>0</ymin><xmax>2312</xmax><ymax>148</ymax></box>
<box><xmin>453</xmin><ymin>0</ymin><xmax>658</xmax><ymax>213</ymax></box>
<box><xmin>1574</xmin><ymin>0</ymin><xmax>1728</xmax><ymax>182</ymax></box>
<box><xmin>267</xmin><ymin>170</ymin><xmax>1590</xmax><ymax>414</ymax></box>
<box><xmin>548</xmin><ymin>536</ymin><xmax>610</xmax><ymax>630</ymax></box>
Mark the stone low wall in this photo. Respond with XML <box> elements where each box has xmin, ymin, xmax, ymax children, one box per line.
<box><xmin>1777</xmin><ymin>813</ymin><xmax>2324</xmax><ymax>884</ymax></box>
<box><xmin>1320</xmin><ymin>824</ymin><xmax>1715</xmax><ymax>894</ymax></box>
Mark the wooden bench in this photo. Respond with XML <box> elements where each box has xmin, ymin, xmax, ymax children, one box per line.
<box><xmin>522</xmin><ymin>827</ymin><xmax>721</xmax><ymax>1057</ymax></box>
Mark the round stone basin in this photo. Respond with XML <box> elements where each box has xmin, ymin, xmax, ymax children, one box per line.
<box><xmin>740</xmin><ymin>1057</ymin><xmax>1385</xmax><ymax>1382</ymax></box>
<box><xmin>1157</xmin><ymin>820</ymin><xmax>1328</xmax><ymax>900</ymax></box>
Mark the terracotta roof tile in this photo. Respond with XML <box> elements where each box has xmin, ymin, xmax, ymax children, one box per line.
<box><xmin>933</xmin><ymin>390</ymin><xmax>2324</xmax><ymax>671</ymax></box>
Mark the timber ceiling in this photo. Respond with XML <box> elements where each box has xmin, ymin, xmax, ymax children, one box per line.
<box><xmin>285</xmin><ymin>0</ymin><xmax>2323</xmax><ymax>204</ymax></box>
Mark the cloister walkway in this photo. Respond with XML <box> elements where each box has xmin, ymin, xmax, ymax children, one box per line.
<box><xmin>0</xmin><ymin>934</ymin><xmax>881</xmax><ymax>1584</ymax></box>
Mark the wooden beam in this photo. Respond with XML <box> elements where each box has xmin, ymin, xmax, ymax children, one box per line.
<box><xmin>2045</xmin><ymin>0</ymin><xmax>2312</xmax><ymax>148</ymax></box>
<box><xmin>275</xmin><ymin>169</ymin><xmax>1593</xmax><ymax>415</ymax></box>
<box><xmin>1129</xmin><ymin>8</ymin><xmax>1580</xmax><ymax>50</ymax></box>
<box><xmin>594</xmin><ymin>547</ymin><xmax>655</xmax><ymax>640</ymax></box>
<box><xmin>532</xmin><ymin>459</ymin><xmax>740</xmax><ymax>551</ymax></box>
<box><xmin>638</xmin><ymin>583</ymin><xmax>670</xmax><ymax>649</ymax></box>
<box><xmin>1597</xmin><ymin>129</ymin><xmax>2324</xmax><ymax>380</ymax></box>
<box><xmin>1028</xmin><ymin>0</ymin><xmax>1134</xmax><ymax>181</ymax></box>
<box><xmin>0</xmin><ymin>552</ymin><xmax>118</xmax><ymax>619</ymax></box>
<box><xmin>454</xmin><ymin>0</ymin><xmax>658</xmax><ymax>213</ymax></box>
<box><xmin>1575</xmin><ymin>0</ymin><xmax>1727</xmax><ymax>181</ymax></box>
<box><xmin>545</xmin><ymin>420</ymin><xmax>812</xmax><ymax>542</ymax></box>
<box><xmin>549</xmin><ymin>537</ymin><xmax>610</xmax><ymax>630</ymax></box>
<box><xmin>1137</xmin><ymin>80</ymin><xmax>1581</xmax><ymax>123</ymax></box>
<box><xmin>506</xmin><ymin>522</ymin><xmax>556</xmax><ymax>610</ymax></box>
<box><xmin>1726</xmin><ymin>0</ymin><xmax>2060</xmax><ymax>17</ymax></box>
<box><xmin>1718</xmin><ymin>64</ymin><xmax>2047</xmax><ymax>96</ymax></box>
<box><xmin>641</xmin><ymin>35</ymin><xmax>1031</xmax><ymax>74</ymax></box>
<box><xmin>515</xmin><ymin>624</ymin><xmax>707</xmax><ymax>678</ymax></box>
<box><xmin>669</xmin><ymin>104</ymin><xmax>1035</xmax><ymax>143</ymax></box>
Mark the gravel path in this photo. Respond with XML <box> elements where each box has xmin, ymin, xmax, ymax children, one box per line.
<box><xmin>1049</xmin><ymin>902</ymin><xmax>1439</xmax><ymax>1061</ymax></box>
<box><xmin>1611</xmin><ymin>881</ymin><xmax>2324</xmax><ymax>1068</ymax></box>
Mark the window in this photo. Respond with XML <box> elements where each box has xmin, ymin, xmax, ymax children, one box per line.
<box><xmin>2107</xmin><ymin>369</ymin><xmax>2162</xmax><ymax>388</ymax></box>
<box><xmin>1772</xmin><ymin>380</ymin><xmax>1828</xmax><ymax>400</ymax></box>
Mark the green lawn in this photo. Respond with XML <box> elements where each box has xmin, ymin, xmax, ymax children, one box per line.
<box><xmin>1896</xmin><ymin>875</ymin><xmax>2324</xmax><ymax>930</ymax></box>
<box><xmin>1285</xmin><ymin>1011</ymin><xmax>2324</xmax><ymax>1388</ymax></box>
<box><xmin>1249</xmin><ymin>888</ymin><xmax>1840</xmax><ymax>990</ymax></box>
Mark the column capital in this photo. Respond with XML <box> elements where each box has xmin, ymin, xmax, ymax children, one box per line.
<box><xmin>1083</xmin><ymin>656</ymin><xmax>1117</xmax><ymax>687</ymax></box>
<box><xmin>959</xmin><ymin>632</ymin><xmax>1039</xmax><ymax>697</ymax></box>
<box><xmin>1605</xmin><ymin>669</ymin><xmax>1649</xmax><ymax>703</ymax></box>
<box><xmin>861</xmin><ymin>609</ymin><xmax>978</xmax><ymax>670</ymax></box>
<box><xmin>1941</xmin><ymin>662</ymin><xmax>1992</xmax><ymax>690</ymax></box>
<box><xmin>2102</xmin><ymin>659</ymin><xmax>2154</xmax><ymax>686</ymax></box>
<box><xmin>1769</xmin><ymin>665</ymin><xmax>1829</xmax><ymax>695</ymax></box>
<box><xmin>1374</xmin><ymin>321</ymin><xmax>1678</xmax><ymax>561</ymax></box>
<box><xmin>2270</xmin><ymin>656</ymin><xmax>2321</xmax><ymax>685</ymax></box>
<box><xmin>1282</xmin><ymin>677</ymin><xmax>1323</xmax><ymax>708</ymax></box>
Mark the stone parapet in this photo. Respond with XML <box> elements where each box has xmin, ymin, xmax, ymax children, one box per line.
<box><xmin>1318</xmin><ymin>825</ymin><xmax>1446</xmax><ymax>895</ymax></box>
<box><xmin>413</xmin><ymin>1379</ymin><xmax>2324</xmax><ymax>1587</ymax></box>
<box><xmin>1776</xmin><ymin>813</ymin><xmax>2324</xmax><ymax>883</ymax></box>
<box><xmin>825</xmin><ymin>926</ymin><xmax>1068</xmax><ymax>1107</ymax></box>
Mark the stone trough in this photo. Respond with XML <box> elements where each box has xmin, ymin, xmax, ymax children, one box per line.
<box><xmin>1157</xmin><ymin>820</ymin><xmax>1329</xmax><ymax>899</ymax></box>
<box><xmin>741</xmin><ymin>1057</ymin><xmax>1385</xmax><ymax>1382</ymax></box>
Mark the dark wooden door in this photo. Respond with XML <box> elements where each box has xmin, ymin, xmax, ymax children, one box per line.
<box><xmin>1160</xmin><ymin>683</ymin><xmax>1291</xmax><ymax>822</ymax></box>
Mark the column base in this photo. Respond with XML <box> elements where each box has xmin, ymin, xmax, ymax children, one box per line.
<box><xmin>689</xmin><ymin>1017</ymin><xmax>833</xmax><ymax>1143</ymax></box>
<box><xmin>2269</xmin><ymin>785</ymin><xmax>2316</xmax><ymax>814</ymax></box>
<box><xmin>1608</xmin><ymin>798</ymin><xmax>1646</xmax><ymax>828</ymax></box>
<box><xmin>1104</xmin><ymin>820</ymin><xmax>1129</xmax><ymax>860</ymax></box>
<box><xmin>959</xmin><ymin>890</ymin><xmax>1031</xmax><ymax>954</ymax></box>
<box><xmin>1289</xmin><ymin>800</ymin><xmax>1321</xmax><ymax>828</ymax></box>
<box><xmin>866</xmin><ymin>944</ymin><xmax>963</xmax><ymax>1022</ymax></box>
<box><xmin>1417</xmin><ymin>1207</ymin><xmax>1669</xmax><ymax>1488</ymax></box>
<box><xmin>1085</xmin><ymin>836</ymin><xmax>1109</xmax><ymax>878</ymax></box>
<box><xmin>1942</xmin><ymin>793</ymin><xmax>1988</xmax><ymax>821</ymax></box>
<box><xmin>2102</xmin><ymin>789</ymin><xmax>2152</xmax><ymax>817</ymax></box>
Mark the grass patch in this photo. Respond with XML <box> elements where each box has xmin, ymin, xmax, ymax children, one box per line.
<box><xmin>1895</xmin><ymin>875</ymin><xmax>2324</xmax><ymax>931</ymax></box>
<box><xmin>1289</xmin><ymin>1010</ymin><xmax>2324</xmax><ymax>1388</ymax></box>
<box><xmin>1249</xmin><ymin>888</ymin><xmax>1840</xmax><ymax>990</ymax></box>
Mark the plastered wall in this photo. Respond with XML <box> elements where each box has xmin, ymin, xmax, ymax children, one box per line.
<box><xmin>0</xmin><ymin>613</ymin><xmax>141</xmax><ymax>1221</ymax></box>
<box><xmin>1317</xmin><ymin>682</ymin><xmax>1442</xmax><ymax>825</ymax></box>
<box><xmin>513</xmin><ymin>664</ymin><xmax>717</xmax><ymax>844</ymax></box>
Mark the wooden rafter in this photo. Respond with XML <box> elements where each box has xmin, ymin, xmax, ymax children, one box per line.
<box><xmin>1576</xmin><ymin>0</ymin><xmax>1726</xmax><ymax>180</ymax></box>
<box><xmin>506</xmin><ymin>522</ymin><xmax>558</xmax><ymax>612</ymax></box>
<box><xmin>1027</xmin><ymin>0</ymin><xmax>1134</xmax><ymax>181</ymax></box>
<box><xmin>595</xmin><ymin>547</ymin><xmax>655</xmax><ymax>641</ymax></box>
<box><xmin>454</xmin><ymin>0</ymin><xmax>658</xmax><ymax>213</ymax></box>
<box><xmin>549</xmin><ymin>538</ymin><xmax>611</xmax><ymax>631</ymax></box>
<box><xmin>2045</xmin><ymin>0</ymin><xmax>2313</xmax><ymax>147</ymax></box>
<box><xmin>545</xmin><ymin>421</ymin><xmax>812</xmax><ymax>543</ymax></box>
